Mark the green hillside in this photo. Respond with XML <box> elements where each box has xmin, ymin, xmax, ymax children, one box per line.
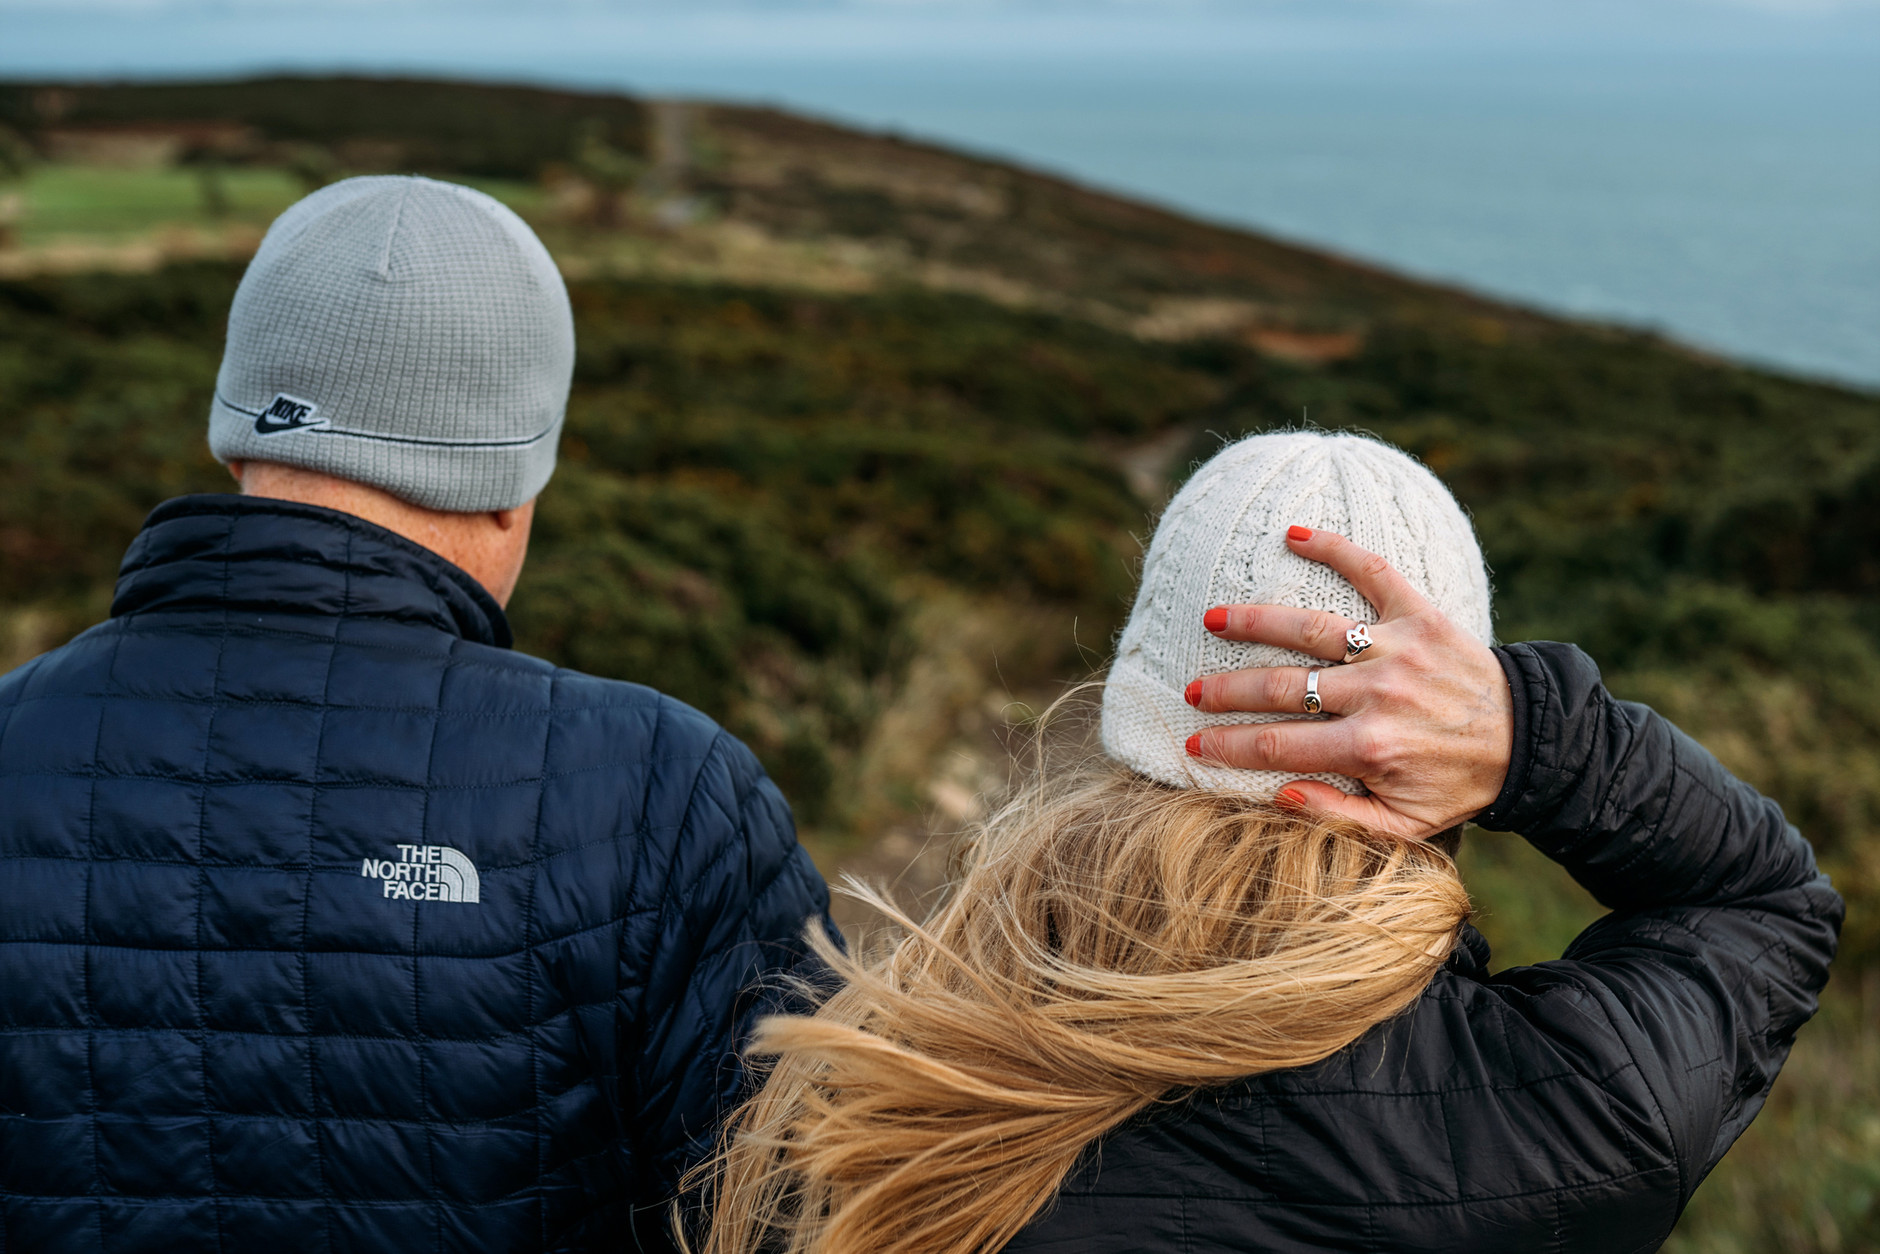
<box><xmin>1</xmin><ymin>75</ymin><xmax>1876</xmax><ymax>1252</ymax></box>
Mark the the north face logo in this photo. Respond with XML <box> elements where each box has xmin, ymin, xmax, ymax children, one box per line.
<box><xmin>253</xmin><ymin>393</ymin><xmax>326</xmax><ymax>436</ymax></box>
<box><xmin>361</xmin><ymin>845</ymin><xmax>481</xmax><ymax>903</ymax></box>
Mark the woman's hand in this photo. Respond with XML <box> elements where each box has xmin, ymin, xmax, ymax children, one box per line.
<box><xmin>1184</xmin><ymin>526</ymin><xmax>1514</xmax><ymax>840</ymax></box>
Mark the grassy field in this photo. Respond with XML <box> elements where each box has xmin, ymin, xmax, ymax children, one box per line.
<box><xmin>2</xmin><ymin>74</ymin><xmax>1878</xmax><ymax>1251</ymax></box>
<box><xmin>0</xmin><ymin>163</ymin><xmax>543</xmax><ymax>252</ymax></box>
<box><xmin>7</xmin><ymin>165</ymin><xmax>304</xmax><ymax>241</ymax></box>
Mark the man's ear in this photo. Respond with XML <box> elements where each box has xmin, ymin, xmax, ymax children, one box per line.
<box><xmin>492</xmin><ymin>499</ymin><xmax>536</xmax><ymax>532</ymax></box>
<box><xmin>226</xmin><ymin>460</ymin><xmax>245</xmax><ymax>486</ymax></box>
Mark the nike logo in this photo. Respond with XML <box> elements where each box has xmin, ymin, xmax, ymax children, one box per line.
<box><xmin>253</xmin><ymin>393</ymin><xmax>327</xmax><ymax>436</ymax></box>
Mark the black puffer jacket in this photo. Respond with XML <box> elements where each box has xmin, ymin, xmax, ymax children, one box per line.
<box><xmin>0</xmin><ymin>495</ymin><xmax>835</xmax><ymax>1253</ymax></box>
<box><xmin>1009</xmin><ymin>641</ymin><xmax>1842</xmax><ymax>1254</ymax></box>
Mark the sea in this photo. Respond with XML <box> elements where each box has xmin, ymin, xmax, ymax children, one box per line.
<box><xmin>4</xmin><ymin>2</ymin><xmax>1878</xmax><ymax>388</ymax></box>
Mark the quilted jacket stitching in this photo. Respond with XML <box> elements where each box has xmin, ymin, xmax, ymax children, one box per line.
<box><xmin>638</xmin><ymin>734</ymin><xmax>737</xmax><ymax>1147</ymax></box>
<box><xmin>0</xmin><ymin>763</ymin><xmax>738</xmax><ymax>792</ymax></box>
<box><xmin>695</xmin><ymin>773</ymin><xmax>817</xmax><ymax>1121</ymax></box>
<box><xmin>1590</xmin><ymin>721</ymin><xmax>1667</xmax><ymax>884</ymax></box>
<box><xmin>15</xmin><ymin>1158</ymin><xmax>1676</xmax><ymax>1211</ymax></box>
<box><xmin>618</xmin><ymin>696</ymin><xmax>679</xmax><ymax>1205</ymax></box>
<box><xmin>95</xmin><ymin>621</ymin><xmax>539</xmax><ymax>681</ymax></box>
<box><xmin>83</xmin><ymin>627</ymin><xmax>128</xmax><ymax>1233</ymax></box>
<box><xmin>190</xmin><ymin>561</ymin><xmax>227</xmax><ymax>1230</ymax></box>
<box><xmin>526</xmin><ymin>667</ymin><xmax>555</xmax><ymax>1250</ymax></box>
<box><xmin>317</xmin><ymin>525</ymin><xmax>352</xmax><ymax>1253</ymax></box>
<box><xmin>1431</xmin><ymin>1074</ymin><xmax>1464</xmax><ymax>1203</ymax></box>
<box><xmin>5</xmin><ymin>917</ymin><xmax>661</xmax><ymax>968</ymax></box>
<box><xmin>6</xmin><ymin>693</ymin><xmax>621</xmax><ymax>718</ymax></box>
<box><xmin>1055</xmin><ymin>1161</ymin><xmax>1675</xmax><ymax>1210</ymax></box>
<box><xmin>303</xmin><ymin>589</ymin><xmax>343</xmax><ymax>1253</ymax></box>
<box><xmin>6</xmin><ymin>1191</ymin><xmax>554</xmax><ymax>1208</ymax></box>
<box><xmin>415</xmin><ymin>585</ymin><xmax>443</xmax><ymax>1244</ymax></box>
<box><xmin>0</xmin><ymin>657</ymin><xmax>37</xmax><ymax>766</ymax></box>
<box><xmin>1514</xmin><ymin>965</ymin><xmax>1688</xmax><ymax>1208</ymax></box>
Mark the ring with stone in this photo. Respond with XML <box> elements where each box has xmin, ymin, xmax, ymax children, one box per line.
<box><xmin>1342</xmin><ymin>624</ymin><xmax>1375</xmax><ymax>663</ymax></box>
<box><xmin>1303</xmin><ymin>669</ymin><xmax>1323</xmax><ymax>714</ymax></box>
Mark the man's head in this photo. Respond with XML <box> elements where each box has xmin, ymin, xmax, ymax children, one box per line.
<box><xmin>209</xmin><ymin>176</ymin><xmax>574</xmax><ymax>602</ymax></box>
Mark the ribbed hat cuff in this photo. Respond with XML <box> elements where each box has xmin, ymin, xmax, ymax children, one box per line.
<box><xmin>1100</xmin><ymin>656</ymin><xmax>1365</xmax><ymax>798</ymax></box>
<box><xmin>208</xmin><ymin>393</ymin><xmax>558</xmax><ymax>513</ymax></box>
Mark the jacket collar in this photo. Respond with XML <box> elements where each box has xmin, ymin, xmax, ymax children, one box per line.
<box><xmin>112</xmin><ymin>494</ymin><xmax>513</xmax><ymax>648</ymax></box>
<box><xmin>1446</xmin><ymin>924</ymin><xmax>1493</xmax><ymax>980</ymax></box>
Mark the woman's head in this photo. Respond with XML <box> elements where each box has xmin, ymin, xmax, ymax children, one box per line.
<box><xmin>1104</xmin><ymin>431</ymin><xmax>1492</xmax><ymax>796</ymax></box>
<box><xmin>693</xmin><ymin>432</ymin><xmax>1483</xmax><ymax>1254</ymax></box>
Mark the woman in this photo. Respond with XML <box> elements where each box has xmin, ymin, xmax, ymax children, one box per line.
<box><xmin>690</xmin><ymin>432</ymin><xmax>1840</xmax><ymax>1254</ymax></box>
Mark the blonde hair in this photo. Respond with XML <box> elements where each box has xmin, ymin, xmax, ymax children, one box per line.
<box><xmin>688</xmin><ymin>761</ymin><xmax>1470</xmax><ymax>1254</ymax></box>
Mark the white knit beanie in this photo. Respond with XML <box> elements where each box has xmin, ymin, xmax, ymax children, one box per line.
<box><xmin>1101</xmin><ymin>431</ymin><xmax>1493</xmax><ymax>797</ymax></box>
<box><xmin>208</xmin><ymin>175</ymin><xmax>575</xmax><ymax>512</ymax></box>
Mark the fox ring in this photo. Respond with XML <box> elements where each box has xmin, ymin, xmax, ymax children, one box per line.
<box><xmin>1342</xmin><ymin>624</ymin><xmax>1374</xmax><ymax>663</ymax></box>
<box><xmin>1303</xmin><ymin>669</ymin><xmax>1323</xmax><ymax>715</ymax></box>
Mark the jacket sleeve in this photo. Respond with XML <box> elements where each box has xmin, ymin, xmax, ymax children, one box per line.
<box><xmin>629</xmin><ymin>723</ymin><xmax>839</xmax><ymax>1238</ymax></box>
<box><xmin>1477</xmin><ymin>641</ymin><xmax>1843</xmax><ymax>1203</ymax></box>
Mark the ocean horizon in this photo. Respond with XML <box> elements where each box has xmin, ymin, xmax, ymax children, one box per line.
<box><xmin>5</xmin><ymin>2</ymin><xmax>1877</xmax><ymax>388</ymax></box>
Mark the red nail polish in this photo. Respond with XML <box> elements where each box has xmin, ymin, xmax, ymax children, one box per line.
<box><xmin>1184</xmin><ymin>680</ymin><xmax>1203</xmax><ymax>707</ymax></box>
<box><xmin>1185</xmin><ymin>734</ymin><xmax>1203</xmax><ymax>757</ymax></box>
<box><xmin>1287</xmin><ymin>525</ymin><xmax>1314</xmax><ymax>542</ymax></box>
<box><xmin>1275</xmin><ymin>787</ymin><xmax>1306</xmax><ymax>811</ymax></box>
<box><xmin>1203</xmin><ymin>607</ymin><xmax>1228</xmax><ymax>633</ymax></box>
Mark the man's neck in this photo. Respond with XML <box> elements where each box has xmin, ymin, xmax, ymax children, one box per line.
<box><xmin>227</xmin><ymin>461</ymin><xmax>535</xmax><ymax>606</ymax></box>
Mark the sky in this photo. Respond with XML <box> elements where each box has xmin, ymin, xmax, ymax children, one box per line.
<box><xmin>6</xmin><ymin>1</ymin><xmax>1878</xmax><ymax>89</ymax></box>
<box><xmin>7</xmin><ymin>0</ymin><xmax>1880</xmax><ymax>69</ymax></box>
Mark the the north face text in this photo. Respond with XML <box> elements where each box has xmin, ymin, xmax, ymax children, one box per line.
<box><xmin>362</xmin><ymin>844</ymin><xmax>481</xmax><ymax>903</ymax></box>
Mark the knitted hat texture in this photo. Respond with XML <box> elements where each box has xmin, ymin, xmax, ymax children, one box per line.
<box><xmin>208</xmin><ymin>176</ymin><xmax>575</xmax><ymax>512</ymax></box>
<box><xmin>1101</xmin><ymin>432</ymin><xmax>1493</xmax><ymax>797</ymax></box>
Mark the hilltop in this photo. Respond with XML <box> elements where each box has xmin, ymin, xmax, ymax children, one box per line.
<box><xmin>2</xmin><ymin>75</ymin><xmax>1878</xmax><ymax>1252</ymax></box>
<box><xmin>2</xmin><ymin>75</ymin><xmax>1515</xmax><ymax>323</ymax></box>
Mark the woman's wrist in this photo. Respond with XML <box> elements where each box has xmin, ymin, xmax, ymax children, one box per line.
<box><xmin>1474</xmin><ymin>645</ymin><xmax>1540</xmax><ymax>832</ymax></box>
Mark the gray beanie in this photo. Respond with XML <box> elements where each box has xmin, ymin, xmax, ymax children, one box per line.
<box><xmin>209</xmin><ymin>175</ymin><xmax>575</xmax><ymax>512</ymax></box>
<box><xmin>1102</xmin><ymin>431</ymin><xmax>1494</xmax><ymax>798</ymax></box>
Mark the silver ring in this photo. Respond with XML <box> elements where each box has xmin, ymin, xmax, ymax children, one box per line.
<box><xmin>1342</xmin><ymin>623</ymin><xmax>1374</xmax><ymax>663</ymax></box>
<box><xmin>1303</xmin><ymin>669</ymin><xmax>1322</xmax><ymax>714</ymax></box>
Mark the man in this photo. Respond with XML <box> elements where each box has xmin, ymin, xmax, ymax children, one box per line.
<box><xmin>0</xmin><ymin>177</ymin><xmax>834</xmax><ymax>1252</ymax></box>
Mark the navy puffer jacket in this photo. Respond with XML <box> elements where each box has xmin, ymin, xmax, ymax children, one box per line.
<box><xmin>0</xmin><ymin>494</ymin><xmax>835</xmax><ymax>1253</ymax></box>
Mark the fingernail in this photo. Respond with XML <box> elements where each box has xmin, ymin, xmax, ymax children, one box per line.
<box><xmin>1184</xmin><ymin>679</ymin><xmax>1203</xmax><ymax>707</ymax></box>
<box><xmin>1287</xmin><ymin>525</ymin><xmax>1314</xmax><ymax>542</ymax></box>
<box><xmin>1203</xmin><ymin>607</ymin><xmax>1228</xmax><ymax>633</ymax></box>
<box><xmin>1275</xmin><ymin>787</ymin><xmax>1306</xmax><ymax>811</ymax></box>
<box><xmin>1185</xmin><ymin>734</ymin><xmax>1204</xmax><ymax>758</ymax></box>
